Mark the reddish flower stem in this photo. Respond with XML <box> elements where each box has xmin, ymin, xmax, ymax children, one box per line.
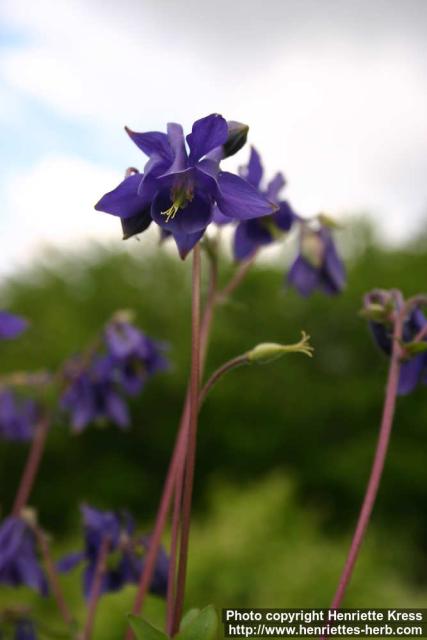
<box><xmin>166</xmin><ymin>251</ymin><xmax>219</xmax><ymax>635</ymax></box>
<box><xmin>166</xmin><ymin>442</ymin><xmax>186</xmax><ymax>635</ymax></box>
<box><xmin>171</xmin><ymin>245</ymin><xmax>202</xmax><ymax>635</ymax></box>
<box><xmin>126</xmin><ymin>249</ymin><xmax>253</xmax><ymax>638</ymax></box>
<box><xmin>198</xmin><ymin>354</ymin><xmax>250</xmax><ymax>408</ymax></box>
<box><xmin>12</xmin><ymin>414</ymin><xmax>51</xmax><ymax>516</ymax></box>
<box><xmin>215</xmin><ymin>252</ymin><xmax>257</xmax><ymax>303</ymax></box>
<box><xmin>125</xmin><ymin>409</ymin><xmax>189</xmax><ymax>639</ymax></box>
<box><xmin>81</xmin><ymin>536</ymin><xmax>111</xmax><ymax>640</ymax></box>
<box><xmin>34</xmin><ymin>526</ymin><xmax>74</xmax><ymax>627</ymax></box>
<box><xmin>414</xmin><ymin>323</ymin><xmax>427</xmax><ymax>343</ymax></box>
<box><xmin>327</xmin><ymin>304</ymin><xmax>404</xmax><ymax>614</ymax></box>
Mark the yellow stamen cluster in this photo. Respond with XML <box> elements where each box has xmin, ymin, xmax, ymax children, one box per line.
<box><xmin>161</xmin><ymin>185</ymin><xmax>194</xmax><ymax>223</ymax></box>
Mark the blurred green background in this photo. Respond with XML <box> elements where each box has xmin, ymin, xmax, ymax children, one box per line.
<box><xmin>1</xmin><ymin>221</ymin><xmax>427</xmax><ymax>637</ymax></box>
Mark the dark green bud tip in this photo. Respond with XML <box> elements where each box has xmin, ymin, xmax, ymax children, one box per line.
<box><xmin>223</xmin><ymin>121</ymin><xmax>249</xmax><ymax>158</ymax></box>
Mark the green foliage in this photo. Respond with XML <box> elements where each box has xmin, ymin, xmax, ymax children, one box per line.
<box><xmin>127</xmin><ymin>606</ymin><xmax>218</xmax><ymax>640</ymax></box>
<box><xmin>177</xmin><ymin>606</ymin><xmax>218</xmax><ymax>640</ymax></box>
<box><xmin>128</xmin><ymin>615</ymin><xmax>167</xmax><ymax>640</ymax></box>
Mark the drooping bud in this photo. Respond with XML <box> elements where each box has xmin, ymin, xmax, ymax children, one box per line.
<box><xmin>222</xmin><ymin>121</ymin><xmax>249</xmax><ymax>158</ymax></box>
<box><xmin>247</xmin><ymin>332</ymin><xmax>314</xmax><ymax>364</ymax></box>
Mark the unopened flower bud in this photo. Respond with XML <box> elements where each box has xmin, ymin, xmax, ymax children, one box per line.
<box><xmin>247</xmin><ymin>332</ymin><xmax>314</xmax><ymax>364</ymax></box>
<box><xmin>222</xmin><ymin>121</ymin><xmax>249</xmax><ymax>158</ymax></box>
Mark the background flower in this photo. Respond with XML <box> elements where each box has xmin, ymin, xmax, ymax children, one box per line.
<box><xmin>0</xmin><ymin>312</ymin><xmax>28</xmax><ymax>340</ymax></box>
<box><xmin>58</xmin><ymin>505</ymin><xmax>168</xmax><ymax>600</ymax></box>
<box><xmin>0</xmin><ymin>390</ymin><xmax>38</xmax><ymax>442</ymax></box>
<box><xmin>365</xmin><ymin>290</ymin><xmax>427</xmax><ymax>395</ymax></box>
<box><xmin>0</xmin><ymin>517</ymin><xmax>48</xmax><ymax>595</ymax></box>
<box><xmin>61</xmin><ymin>318</ymin><xmax>168</xmax><ymax>431</ymax></box>
<box><xmin>288</xmin><ymin>224</ymin><xmax>346</xmax><ymax>296</ymax></box>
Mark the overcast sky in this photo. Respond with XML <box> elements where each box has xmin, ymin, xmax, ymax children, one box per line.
<box><xmin>1</xmin><ymin>0</ymin><xmax>427</xmax><ymax>274</ymax></box>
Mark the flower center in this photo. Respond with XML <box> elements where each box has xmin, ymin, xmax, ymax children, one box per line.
<box><xmin>161</xmin><ymin>184</ymin><xmax>194</xmax><ymax>222</ymax></box>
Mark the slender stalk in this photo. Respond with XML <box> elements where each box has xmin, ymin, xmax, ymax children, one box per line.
<box><xmin>164</xmin><ymin>392</ymin><xmax>191</xmax><ymax>635</ymax></box>
<box><xmin>171</xmin><ymin>245</ymin><xmax>202</xmax><ymax>635</ymax></box>
<box><xmin>198</xmin><ymin>354</ymin><xmax>249</xmax><ymax>407</ymax></box>
<box><xmin>125</xmin><ymin>413</ymin><xmax>188</xmax><ymax>639</ymax></box>
<box><xmin>12</xmin><ymin>414</ymin><xmax>51</xmax><ymax>516</ymax></box>
<box><xmin>126</xmin><ymin>255</ymin><xmax>218</xmax><ymax>638</ymax></box>
<box><xmin>126</xmin><ymin>248</ymin><xmax>256</xmax><ymax>638</ymax></box>
<box><xmin>81</xmin><ymin>536</ymin><xmax>110</xmax><ymax>640</ymax></box>
<box><xmin>166</xmin><ymin>448</ymin><xmax>185</xmax><ymax>635</ymax></box>
<box><xmin>34</xmin><ymin>526</ymin><xmax>74</xmax><ymax>626</ymax></box>
<box><xmin>199</xmin><ymin>252</ymin><xmax>218</xmax><ymax>371</ymax></box>
<box><xmin>328</xmin><ymin>307</ymin><xmax>404</xmax><ymax>611</ymax></box>
<box><xmin>215</xmin><ymin>252</ymin><xmax>258</xmax><ymax>303</ymax></box>
<box><xmin>414</xmin><ymin>323</ymin><xmax>427</xmax><ymax>343</ymax></box>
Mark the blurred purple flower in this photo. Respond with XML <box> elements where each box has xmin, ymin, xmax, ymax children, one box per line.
<box><xmin>58</xmin><ymin>505</ymin><xmax>168</xmax><ymax>600</ymax></box>
<box><xmin>216</xmin><ymin>146</ymin><xmax>297</xmax><ymax>261</ymax></box>
<box><xmin>61</xmin><ymin>356</ymin><xmax>129</xmax><ymax>432</ymax></box>
<box><xmin>365</xmin><ymin>290</ymin><xmax>427</xmax><ymax>395</ymax></box>
<box><xmin>0</xmin><ymin>517</ymin><xmax>48</xmax><ymax>595</ymax></box>
<box><xmin>288</xmin><ymin>225</ymin><xmax>346</xmax><ymax>296</ymax></box>
<box><xmin>105</xmin><ymin>319</ymin><xmax>169</xmax><ymax>395</ymax></box>
<box><xmin>0</xmin><ymin>617</ymin><xmax>37</xmax><ymax>640</ymax></box>
<box><xmin>0</xmin><ymin>390</ymin><xmax>38</xmax><ymax>442</ymax></box>
<box><xmin>0</xmin><ymin>312</ymin><xmax>28</xmax><ymax>340</ymax></box>
<box><xmin>95</xmin><ymin>114</ymin><xmax>276</xmax><ymax>258</ymax></box>
<box><xmin>14</xmin><ymin>619</ymin><xmax>37</xmax><ymax>640</ymax></box>
<box><xmin>61</xmin><ymin>319</ymin><xmax>168</xmax><ymax>432</ymax></box>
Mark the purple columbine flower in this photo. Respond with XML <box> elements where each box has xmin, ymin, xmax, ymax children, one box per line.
<box><xmin>95</xmin><ymin>114</ymin><xmax>277</xmax><ymax>258</ymax></box>
<box><xmin>14</xmin><ymin>619</ymin><xmax>37</xmax><ymax>640</ymax></box>
<box><xmin>288</xmin><ymin>224</ymin><xmax>346</xmax><ymax>296</ymax></box>
<box><xmin>0</xmin><ymin>390</ymin><xmax>38</xmax><ymax>442</ymax></box>
<box><xmin>230</xmin><ymin>147</ymin><xmax>298</xmax><ymax>261</ymax></box>
<box><xmin>0</xmin><ymin>311</ymin><xmax>28</xmax><ymax>340</ymax></box>
<box><xmin>105</xmin><ymin>319</ymin><xmax>169</xmax><ymax>395</ymax></box>
<box><xmin>364</xmin><ymin>290</ymin><xmax>427</xmax><ymax>395</ymax></box>
<box><xmin>58</xmin><ymin>505</ymin><xmax>168</xmax><ymax>600</ymax></box>
<box><xmin>61</xmin><ymin>356</ymin><xmax>130</xmax><ymax>432</ymax></box>
<box><xmin>0</xmin><ymin>517</ymin><xmax>48</xmax><ymax>595</ymax></box>
<box><xmin>0</xmin><ymin>616</ymin><xmax>37</xmax><ymax>640</ymax></box>
<box><xmin>61</xmin><ymin>319</ymin><xmax>168</xmax><ymax>432</ymax></box>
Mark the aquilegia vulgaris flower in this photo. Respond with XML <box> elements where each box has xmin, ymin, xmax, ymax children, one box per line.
<box><xmin>61</xmin><ymin>316</ymin><xmax>168</xmax><ymax>431</ymax></box>
<box><xmin>0</xmin><ymin>311</ymin><xmax>27</xmax><ymax>340</ymax></box>
<box><xmin>105</xmin><ymin>317</ymin><xmax>169</xmax><ymax>395</ymax></box>
<box><xmin>364</xmin><ymin>289</ymin><xmax>427</xmax><ymax>395</ymax></box>
<box><xmin>95</xmin><ymin>114</ymin><xmax>277</xmax><ymax>258</ymax></box>
<box><xmin>0</xmin><ymin>390</ymin><xmax>38</xmax><ymax>442</ymax></box>
<box><xmin>0</xmin><ymin>517</ymin><xmax>47</xmax><ymax>595</ymax></box>
<box><xmin>14</xmin><ymin>618</ymin><xmax>37</xmax><ymax>640</ymax></box>
<box><xmin>229</xmin><ymin>146</ymin><xmax>297</xmax><ymax>261</ymax></box>
<box><xmin>0</xmin><ymin>612</ymin><xmax>37</xmax><ymax>640</ymax></box>
<box><xmin>288</xmin><ymin>222</ymin><xmax>346</xmax><ymax>296</ymax></box>
<box><xmin>58</xmin><ymin>505</ymin><xmax>168</xmax><ymax>599</ymax></box>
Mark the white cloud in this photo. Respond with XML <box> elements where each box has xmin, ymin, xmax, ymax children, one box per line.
<box><xmin>0</xmin><ymin>155</ymin><xmax>122</xmax><ymax>273</ymax></box>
